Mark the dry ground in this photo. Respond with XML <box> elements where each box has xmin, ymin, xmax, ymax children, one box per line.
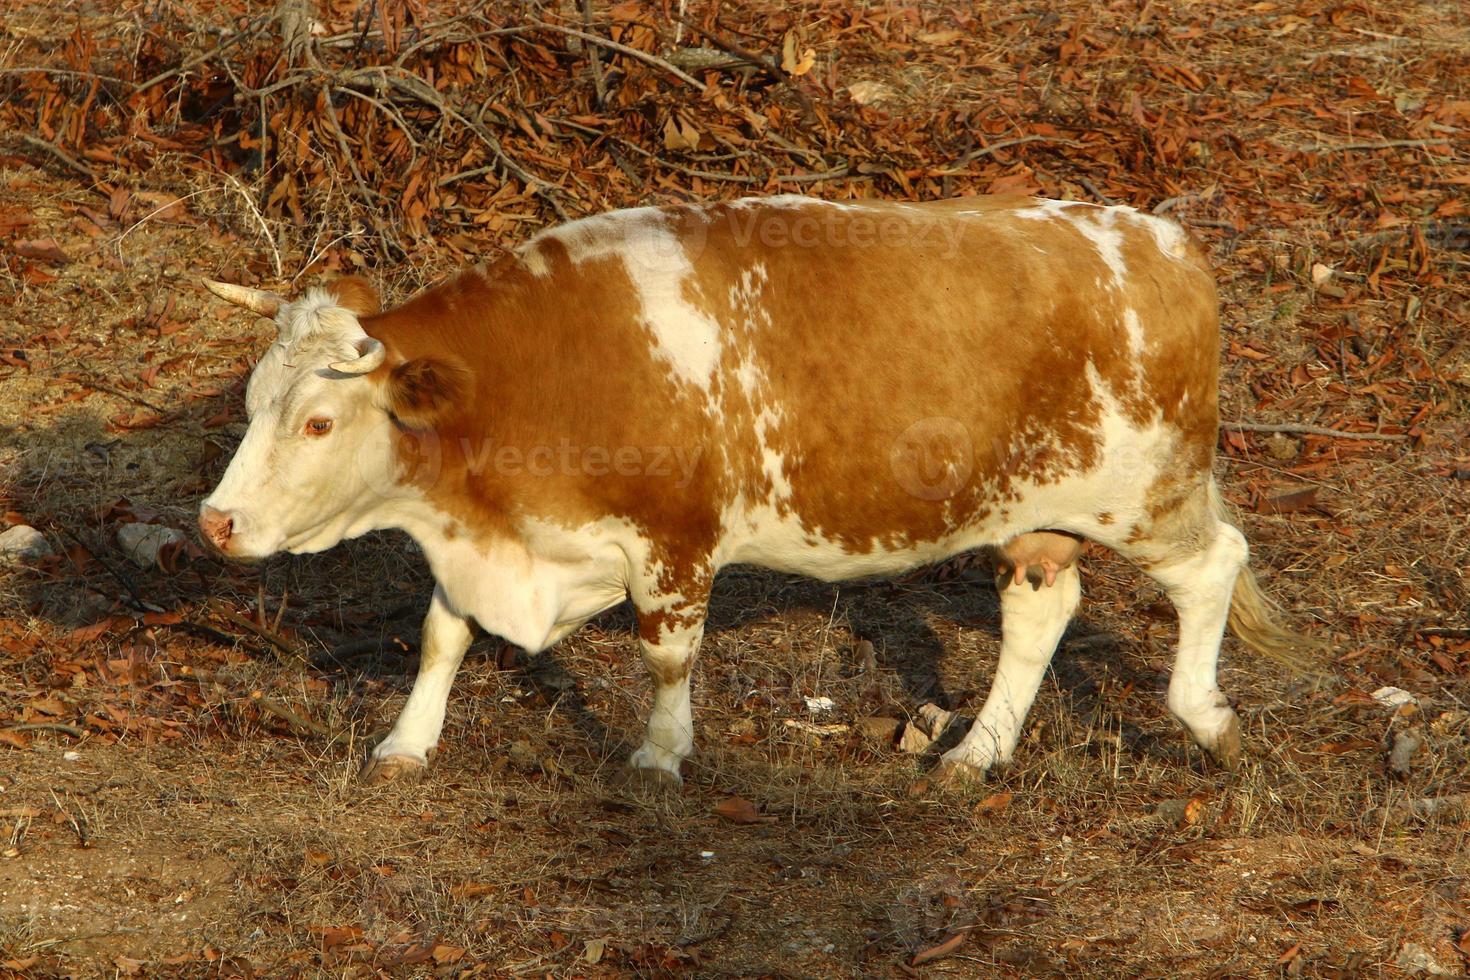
<box><xmin>1</xmin><ymin>0</ymin><xmax>1469</xmax><ymax>976</ymax></box>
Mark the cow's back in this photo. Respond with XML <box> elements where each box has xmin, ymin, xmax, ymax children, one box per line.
<box><xmin>370</xmin><ymin>196</ymin><xmax>1221</xmax><ymax>580</ymax></box>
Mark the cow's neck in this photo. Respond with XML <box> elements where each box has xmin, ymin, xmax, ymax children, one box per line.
<box><xmin>376</xmin><ymin>491</ymin><xmax>629</xmax><ymax>653</ymax></box>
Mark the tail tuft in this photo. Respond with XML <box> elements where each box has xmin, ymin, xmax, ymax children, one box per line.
<box><xmin>1210</xmin><ymin>482</ymin><xmax>1327</xmax><ymax>673</ymax></box>
<box><xmin>1227</xmin><ymin>566</ymin><xmax>1325</xmax><ymax>672</ymax></box>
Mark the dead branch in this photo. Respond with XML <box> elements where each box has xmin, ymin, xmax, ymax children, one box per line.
<box><xmin>1305</xmin><ymin>138</ymin><xmax>1454</xmax><ymax>153</ymax></box>
<box><xmin>934</xmin><ymin>135</ymin><xmax>1085</xmax><ymax>174</ymax></box>
<box><xmin>7</xmin><ymin>723</ymin><xmax>86</xmax><ymax>738</ymax></box>
<box><xmin>17</xmin><ymin>135</ymin><xmax>98</xmax><ymax>180</ymax></box>
<box><xmin>336</xmin><ymin>66</ymin><xmax>572</xmax><ymax>220</ymax></box>
<box><xmin>132</xmin><ymin>14</ymin><xmax>275</xmax><ymax>93</ymax></box>
<box><xmin>250</xmin><ymin>690</ymin><xmax>334</xmax><ymax>738</ymax></box>
<box><xmin>1222</xmin><ymin>421</ymin><xmax>1410</xmax><ymax>441</ymax></box>
<box><xmin>206</xmin><ymin>598</ymin><xmax>307</xmax><ymax>664</ymax></box>
<box><xmin>525</xmin><ymin>19</ymin><xmax>709</xmax><ymax>92</ymax></box>
<box><xmin>675</xmin><ymin>16</ymin><xmax>817</xmax><ymax>119</ymax></box>
<box><xmin>178</xmin><ymin>667</ymin><xmax>336</xmax><ymax>739</ymax></box>
<box><xmin>579</xmin><ymin>0</ymin><xmax>608</xmax><ymax>108</ymax></box>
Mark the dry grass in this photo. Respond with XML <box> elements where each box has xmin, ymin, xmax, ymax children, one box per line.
<box><xmin>2</xmin><ymin>0</ymin><xmax>1469</xmax><ymax>976</ymax></box>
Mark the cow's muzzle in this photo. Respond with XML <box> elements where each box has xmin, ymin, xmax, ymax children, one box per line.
<box><xmin>198</xmin><ymin>505</ymin><xmax>235</xmax><ymax>554</ymax></box>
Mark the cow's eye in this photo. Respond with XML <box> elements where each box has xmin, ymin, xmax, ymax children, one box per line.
<box><xmin>304</xmin><ymin>418</ymin><xmax>334</xmax><ymax>437</ymax></box>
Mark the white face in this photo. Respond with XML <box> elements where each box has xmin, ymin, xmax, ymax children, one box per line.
<box><xmin>200</xmin><ymin>294</ymin><xmax>397</xmax><ymax>560</ymax></box>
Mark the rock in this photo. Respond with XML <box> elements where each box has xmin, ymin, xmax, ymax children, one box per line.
<box><xmin>847</xmin><ymin>80</ymin><xmax>897</xmax><ymax>105</ymax></box>
<box><xmin>1372</xmin><ymin>686</ymin><xmax>1417</xmax><ymax>709</ymax></box>
<box><xmin>856</xmin><ymin>716</ymin><xmax>902</xmax><ymax>746</ymax></box>
<box><xmin>1265</xmin><ymin>433</ymin><xmax>1300</xmax><ymax>460</ymax></box>
<box><xmin>1388</xmin><ymin>729</ymin><xmax>1425</xmax><ymax>777</ymax></box>
<box><xmin>898</xmin><ymin>721</ymin><xmax>934</xmax><ymax>754</ymax></box>
<box><xmin>898</xmin><ymin>704</ymin><xmax>966</xmax><ymax>754</ymax></box>
<box><xmin>783</xmin><ymin>719</ymin><xmax>848</xmax><ymax>737</ymax></box>
<box><xmin>1395</xmin><ymin>942</ymin><xmax>1452</xmax><ymax>976</ymax></box>
<box><xmin>0</xmin><ymin>524</ymin><xmax>51</xmax><ymax>561</ymax></box>
<box><xmin>116</xmin><ymin>522</ymin><xmax>185</xmax><ymax>568</ymax></box>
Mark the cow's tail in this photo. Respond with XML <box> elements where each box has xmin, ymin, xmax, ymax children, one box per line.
<box><xmin>1210</xmin><ymin>482</ymin><xmax>1326</xmax><ymax>672</ymax></box>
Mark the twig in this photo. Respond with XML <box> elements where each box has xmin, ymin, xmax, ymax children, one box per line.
<box><xmin>132</xmin><ymin>15</ymin><xmax>274</xmax><ymax>93</ymax></box>
<box><xmin>1153</xmin><ymin>192</ymin><xmax>1218</xmax><ymax>214</ymax></box>
<box><xmin>7</xmin><ymin>723</ymin><xmax>86</xmax><ymax>738</ymax></box>
<box><xmin>177</xmin><ymin>667</ymin><xmax>335</xmax><ymax>739</ymax></box>
<box><xmin>1305</xmin><ymin>138</ymin><xmax>1454</xmax><ymax>153</ymax></box>
<box><xmin>333</xmin><ymin>85</ymin><xmax>421</xmax><ymax>151</ymax></box>
<box><xmin>250</xmin><ymin>691</ymin><xmax>334</xmax><ymax>738</ymax></box>
<box><xmin>526</xmin><ymin>19</ymin><xmax>708</xmax><ymax>92</ymax></box>
<box><xmin>215</xmin><ymin>169</ymin><xmax>284</xmax><ymax>279</ymax></box>
<box><xmin>319</xmin><ymin>86</ymin><xmax>376</xmax><ymax>221</ymax></box>
<box><xmin>1076</xmin><ymin>175</ymin><xmax>1116</xmax><ymax>205</ymax></box>
<box><xmin>1222</xmin><ymin>421</ymin><xmax>1410</xmax><ymax>441</ymax></box>
<box><xmin>579</xmin><ymin>0</ymin><xmax>607</xmax><ymax>108</ymax></box>
<box><xmin>675</xmin><ymin>16</ymin><xmax>817</xmax><ymax>119</ymax></box>
<box><xmin>0</xmin><ymin>67</ymin><xmax>129</xmax><ymax>84</ymax></box>
<box><xmin>206</xmin><ymin>598</ymin><xmax>307</xmax><ymax>663</ymax></box>
<box><xmin>75</xmin><ymin>377</ymin><xmax>168</xmax><ymax>414</ymax></box>
<box><xmin>58</xmin><ymin>526</ymin><xmax>148</xmax><ymax>612</ymax></box>
<box><xmin>934</xmin><ymin>135</ymin><xmax>1083</xmax><ymax>174</ymax></box>
<box><xmin>774</xmin><ymin>167</ymin><xmax>872</xmax><ymax>184</ymax></box>
<box><xmin>339</xmin><ymin>67</ymin><xmax>571</xmax><ymax>220</ymax></box>
<box><xmin>18</xmin><ymin>135</ymin><xmax>98</xmax><ymax>180</ymax></box>
<box><xmin>112</xmin><ymin>188</ymin><xmax>218</xmax><ymax>256</ymax></box>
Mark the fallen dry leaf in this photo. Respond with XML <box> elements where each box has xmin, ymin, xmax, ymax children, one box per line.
<box><xmin>11</xmin><ymin>238</ymin><xmax>71</xmax><ymax>264</ymax></box>
<box><xmin>713</xmin><ymin>795</ymin><xmax>765</xmax><ymax>824</ymax></box>
<box><xmin>976</xmin><ymin>791</ymin><xmax>1013</xmax><ymax>815</ymax></box>
<box><xmin>911</xmin><ymin>931</ymin><xmax>966</xmax><ymax>966</ymax></box>
<box><xmin>1256</xmin><ymin>487</ymin><xmax>1319</xmax><ymax>514</ymax></box>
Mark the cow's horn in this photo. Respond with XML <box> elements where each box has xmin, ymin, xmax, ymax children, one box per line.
<box><xmin>330</xmin><ymin>337</ymin><xmax>386</xmax><ymax>375</ymax></box>
<box><xmin>203</xmin><ymin>279</ymin><xmax>283</xmax><ymax>318</ymax></box>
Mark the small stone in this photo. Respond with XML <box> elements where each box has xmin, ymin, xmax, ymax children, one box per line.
<box><xmin>1265</xmin><ymin>433</ymin><xmax>1299</xmax><ymax>460</ymax></box>
<box><xmin>847</xmin><ymin>80</ymin><xmax>896</xmax><ymax>105</ymax></box>
<box><xmin>1395</xmin><ymin>941</ymin><xmax>1451</xmax><ymax>976</ymax></box>
<box><xmin>898</xmin><ymin>704</ymin><xmax>967</xmax><ymax>754</ymax></box>
<box><xmin>0</xmin><ymin>525</ymin><xmax>51</xmax><ymax>561</ymax></box>
<box><xmin>916</xmin><ymin>703</ymin><xmax>960</xmax><ymax>737</ymax></box>
<box><xmin>855</xmin><ymin>716</ymin><xmax>902</xmax><ymax>746</ymax></box>
<box><xmin>898</xmin><ymin>721</ymin><xmax>934</xmax><ymax>754</ymax></box>
<box><xmin>804</xmin><ymin>695</ymin><xmax>837</xmax><ymax>714</ymax></box>
<box><xmin>1372</xmin><ymin>686</ymin><xmax>1417</xmax><ymax>709</ymax></box>
<box><xmin>116</xmin><ymin>522</ymin><xmax>185</xmax><ymax>568</ymax></box>
<box><xmin>1388</xmin><ymin>729</ymin><xmax>1425</xmax><ymax>777</ymax></box>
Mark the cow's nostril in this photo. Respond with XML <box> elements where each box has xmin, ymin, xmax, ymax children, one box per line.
<box><xmin>199</xmin><ymin>506</ymin><xmax>234</xmax><ymax>550</ymax></box>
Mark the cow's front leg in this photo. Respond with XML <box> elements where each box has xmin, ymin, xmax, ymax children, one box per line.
<box><xmin>627</xmin><ymin>603</ymin><xmax>708</xmax><ymax>784</ymax></box>
<box><xmin>361</xmin><ymin>586</ymin><xmax>472</xmax><ymax>784</ymax></box>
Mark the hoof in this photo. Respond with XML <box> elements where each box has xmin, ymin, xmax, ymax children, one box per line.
<box><xmin>930</xmin><ymin>758</ymin><xmax>990</xmax><ymax>792</ymax></box>
<box><xmin>359</xmin><ymin>752</ymin><xmax>430</xmax><ymax>785</ymax></box>
<box><xmin>1203</xmin><ymin>712</ymin><xmax>1243</xmax><ymax>770</ymax></box>
<box><xmin>617</xmin><ymin>765</ymin><xmax>683</xmax><ymax>797</ymax></box>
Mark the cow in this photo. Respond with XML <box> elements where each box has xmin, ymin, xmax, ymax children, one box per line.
<box><xmin>198</xmin><ymin>194</ymin><xmax>1311</xmax><ymax>787</ymax></box>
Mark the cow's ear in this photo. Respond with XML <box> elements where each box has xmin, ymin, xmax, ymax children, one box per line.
<box><xmin>384</xmin><ymin>357</ymin><xmax>468</xmax><ymax>429</ymax></box>
<box><xmin>328</xmin><ymin>275</ymin><xmax>381</xmax><ymax>316</ymax></box>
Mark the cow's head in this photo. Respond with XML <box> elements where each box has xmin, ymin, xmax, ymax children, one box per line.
<box><xmin>198</xmin><ymin>277</ymin><xmax>459</xmax><ymax>560</ymax></box>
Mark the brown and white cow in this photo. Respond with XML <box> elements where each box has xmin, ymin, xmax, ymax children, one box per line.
<box><xmin>199</xmin><ymin>195</ymin><xmax>1308</xmax><ymax>786</ymax></box>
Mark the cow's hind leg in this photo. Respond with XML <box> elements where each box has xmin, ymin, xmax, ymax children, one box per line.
<box><xmin>1132</xmin><ymin>503</ymin><xmax>1248</xmax><ymax>768</ymax></box>
<box><xmin>939</xmin><ymin>561</ymin><xmax>1081</xmax><ymax>778</ymax></box>
<box><xmin>361</xmin><ymin>586</ymin><xmax>473</xmax><ymax>784</ymax></box>
<box><xmin>627</xmin><ymin>601</ymin><xmax>707</xmax><ymax>786</ymax></box>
